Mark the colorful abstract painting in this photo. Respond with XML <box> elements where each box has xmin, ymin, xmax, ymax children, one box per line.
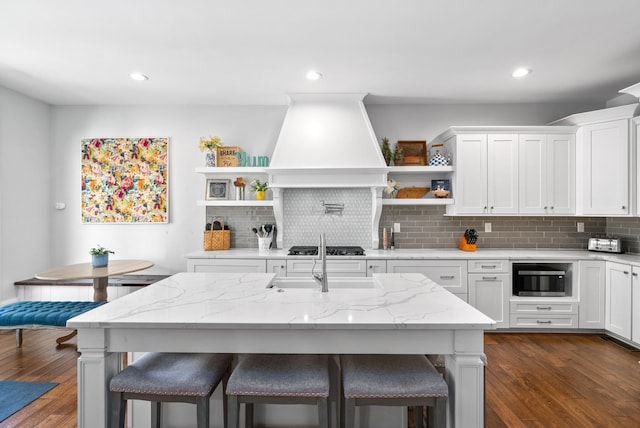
<box><xmin>81</xmin><ymin>137</ymin><xmax>169</xmax><ymax>223</ymax></box>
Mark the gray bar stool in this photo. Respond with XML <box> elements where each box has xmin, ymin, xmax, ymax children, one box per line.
<box><xmin>109</xmin><ymin>352</ymin><xmax>233</xmax><ymax>428</ymax></box>
<box><xmin>340</xmin><ymin>354</ymin><xmax>448</xmax><ymax>428</ymax></box>
<box><xmin>226</xmin><ymin>354</ymin><xmax>331</xmax><ymax>428</ymax></box>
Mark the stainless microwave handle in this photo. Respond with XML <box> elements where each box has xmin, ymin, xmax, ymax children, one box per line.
<box><xmin>517</xmin><ymin>270</ymin><xmax>565</xmax><ymax>276</ymax></box>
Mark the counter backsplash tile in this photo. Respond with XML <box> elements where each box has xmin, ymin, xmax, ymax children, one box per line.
<box><xmin>606</xmin><ymin>217</ymin><xmax>640</xmax><ymax>254</ymax></box>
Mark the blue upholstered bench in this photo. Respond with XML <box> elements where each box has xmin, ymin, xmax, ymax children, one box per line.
<box><xmin>0</xmin><ymin>300</ymin><xmax>106</xmax><ymax>347</ymax></box>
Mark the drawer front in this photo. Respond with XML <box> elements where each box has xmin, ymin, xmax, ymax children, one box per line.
<box><xmin>468</xmin><ymin>260</ymin><xmax>509</xmax><ymax>273</ymax></box>
<box><xmin>510</xmin><ymin>301</ymin><xmax>578</xmax><ymax>314</ymax></box>
<box><xmin>510</xmin><ymin>314</ymin><xmax>578</xmax><ymax>329</ymax></box>
<box><xmin>386</xmin><ymin>260</ymin><xmax>467</xmax><ymax>293</ymax></box>
<box><xmin>286</xmin><ymin>259</ymin><xmax>367</xmax><ymax>277</ymax></box>
<box><xmin>187</xmin><ymin>259</ymin><xmax>267</xmax><ymax>273</ymax></box>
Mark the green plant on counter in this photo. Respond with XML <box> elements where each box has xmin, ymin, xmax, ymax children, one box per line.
<box><xmin>89</xmin><ymin>245</ymin><xmax>115</xmax><ymax>256</ymax></box>
<box><xmin>381</xmin><ymin>137</ymin><xmax>392</xmax><ymax>165</ymax></box>
<box><xmin>250</xmin><ymin>179</ymin><xmax>269</xmax><ymax>192</ymax></box>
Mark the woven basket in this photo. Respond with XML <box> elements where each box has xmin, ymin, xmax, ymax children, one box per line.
<box><xmin>204</xmin><ymin>218</ymin><xmax>231</xmax><ymax>251</ymax></box>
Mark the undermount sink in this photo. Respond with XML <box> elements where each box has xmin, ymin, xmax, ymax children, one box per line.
<box><xmin>268</xmin><ymin>277</ymin><xmax>380</xmax><ymax>290</ymax></box>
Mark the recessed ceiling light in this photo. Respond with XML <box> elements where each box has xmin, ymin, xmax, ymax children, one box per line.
<box><xmin>512</xmin><ymin>68</ymin><xmax>531</xmax><ymax>78</ymax></box>
<box><xmin>129</xmin><ymin>72</ymin><xmax>149</xmax><ymax>81</ymax></box>
<box><xmin>306</xmin><ymin>71</ymin><xmax>322</xmax><ymax>81</ymax></box>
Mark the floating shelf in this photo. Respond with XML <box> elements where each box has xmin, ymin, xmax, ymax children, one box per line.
<box><xmin>382</xmin><ymin>198</ymin><xmax>454</xmax><ymax>206</ymax></box>
<box><xmin>387</xmin><ymin>166</ymin><xmax>453</xmax><ymax>174</ymax></box>
<box><xmin>197</xmin><ymin>200</ymin><xmax>274</xmax><ymax>207</ymax></box>
<box><xmin>195</xmin><ymin>167</ymin><xmax>268</xmax><ymax>175</ymax></box>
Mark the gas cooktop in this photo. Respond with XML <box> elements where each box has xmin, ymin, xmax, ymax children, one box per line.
<box><xmin>287</xmin><ymin>246</ymin><xmax>366</xmax><ymax>256</ymax></box>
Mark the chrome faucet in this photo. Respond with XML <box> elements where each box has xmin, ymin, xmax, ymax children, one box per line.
<box><xmin>312</xmin><ymin>233</ymin><xmax>328</xmax><ymax>292</ymax></box>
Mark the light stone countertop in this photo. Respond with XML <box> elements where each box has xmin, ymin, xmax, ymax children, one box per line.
<box><xmin>184</xmin><ymin>248</ymin><xmax>640</xmax><ymax>266</ymax></box>
<box><xmin>67</xmin><ymin>272</ymin><xmax>495</xmax><ymax>330</ymax></box>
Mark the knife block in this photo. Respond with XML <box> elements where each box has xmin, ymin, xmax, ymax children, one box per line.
<box><xmin>458</xmin><ymin>236</ymin><xmax>477</xmax><ymax>252</ymax></box>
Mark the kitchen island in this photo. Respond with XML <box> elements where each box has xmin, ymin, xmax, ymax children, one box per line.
<box><xmin>68</xmin><ymin>272</ymin><xmax>495</xmax><ymax>428</ymax></box>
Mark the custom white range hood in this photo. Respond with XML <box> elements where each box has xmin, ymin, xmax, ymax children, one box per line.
<box><xmin>268</xmin><ymin>93</ymin><xmax>388</xmax><ymax>249</ymax></box>
<box><xmin>269</xmin><ymin>93</ymin><xmax>388</xmax><ymax>188</ymax></box>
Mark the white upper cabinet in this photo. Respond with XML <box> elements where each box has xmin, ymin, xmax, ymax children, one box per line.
<box><xmin>551</xmin><ymin>103</ymin><xmax>639</xmax><ymax>216</ymax></box>
<box><xmin>580</xmin><ymin>119</ymin><xmax>629</xmax><ymax>215</ymax></box>
<box><xmin>449</xmin><ymin>133</ymin><xmax>518</xmax><ymax>214</ymax></box>
<box><xmin>518</xmin><ymin>134</ymin><xmax>575</xmax><ymax>214</ymax></box>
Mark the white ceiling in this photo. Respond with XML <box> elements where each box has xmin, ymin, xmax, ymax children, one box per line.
<box><xmin>2</xmin><ymin>0</ymin><xmax>640</xmax><ymax>106</ymax></box>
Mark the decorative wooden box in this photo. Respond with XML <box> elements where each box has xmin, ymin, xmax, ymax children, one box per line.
<box><xmin>217</xmin><ymin>146</ymin><xmax>242</xmax><ymax>167</ymax></box>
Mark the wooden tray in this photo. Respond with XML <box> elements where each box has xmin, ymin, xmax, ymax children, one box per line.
<box><xmin>397</xmin><ymin>187</ymin><xmax>430</xmax><ymax>199</ymax></box>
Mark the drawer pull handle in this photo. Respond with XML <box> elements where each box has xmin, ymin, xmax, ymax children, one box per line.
<box><xmin>537</xmin><ymin>320</ymin><xmax>552</xmax><ymax>324</ymax></box>
<box><xmin>633</xmin><ymin>273</ymin><xmax>639</xmax><ymax>277</ymax></box>
<box><xmin>624</xmin><ymin>271</ymin><xmax>630</xmax><ymax>275</ymax></box>
<box><xmin>482</xmin><ymin>276</ymin><xmax>497</xmax><ymax>280</ymax></box>
<box><xmin>536</xmin><ymin>306</ymin><xmax>552</xmax><ymax>310</ymax></box>
<box><xmin>481</xmin><ymin>265</ymin><xmax>497</xmax><ymax>269</ymax></box>
<box><xmin>440</xmin><ymin>275</ymin><xmax>455</xmax><ymax>280</ymax></box>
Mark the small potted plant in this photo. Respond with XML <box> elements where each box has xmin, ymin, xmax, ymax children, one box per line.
<box><xmin>199</xmin><ymin>135</ymin><xmax>224</xmax><ymax>167</ymax></box>
<box><xmin>250</xmin><ymin>179</ymin><xmax>269</xmax><ymax>201</ymax></box>
<box><xmin>384</xmin><ymin>179</ymin><xmax>401</xmax><ymax>199</ymax></box>
<box><xmin>392</xmin><ymin>144</ymin><xmax>404</xmax><ymax>166</ymax></box>
<box><xmin>90</xmin><ymin>245</ymin><xmax>114</xmax><ymax>268</ymax></box>
<box><xmin>380</xmin><ymin>137</ymin><xmax>392</xmax><ymax>166</ymax></box>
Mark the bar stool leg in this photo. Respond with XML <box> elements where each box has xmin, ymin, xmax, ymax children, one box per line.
<box><xmin>150</xmin><ymin>402</ymin><xmax>161</xmax><ymax>428</ymax></box>
<box><xmin>228</xmin><ymin>395</ymin><xmax>239</xmax><ymax>428</ymax></box>
<box><xmin>344</xmin><ymin>398</ymin><xmax>356</xmax><ymax>428</ymax></box>
<box><xmin>196</xmin><ymin>396</ymin><xmax>210</xmax><ymax>428</ymax></box>
<box><xmin>245</xmin><ymin>402</ymin><xmax>254</xmax><ymax>428</ymax></box>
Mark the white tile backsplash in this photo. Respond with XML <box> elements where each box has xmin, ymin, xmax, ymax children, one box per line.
<box><xmin>283</xmin><ymin>188</ymin><xmax>371</xmax><ymax>248</ymax></box>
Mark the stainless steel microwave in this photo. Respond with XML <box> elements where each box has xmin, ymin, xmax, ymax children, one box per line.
<box><xmin>512</xmin><ymin>263</ymin><xmax>568</xmax><ymax>297</ymax></box>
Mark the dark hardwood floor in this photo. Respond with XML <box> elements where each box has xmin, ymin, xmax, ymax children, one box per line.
<box><xmin>1</xmin><ymin>329</ymin><xmax>640</xmax><ymax>427</ymax></box>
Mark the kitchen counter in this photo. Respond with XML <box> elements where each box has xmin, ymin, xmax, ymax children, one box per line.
<box><xmin>185</xmin><ymin>248</ymin><xmax>640</xmax><ymax>265</ymax></box>
<box><xmin>68</xmin><ymin>272</ymin><xmax>494</xmax><ymax>428</ymax></box>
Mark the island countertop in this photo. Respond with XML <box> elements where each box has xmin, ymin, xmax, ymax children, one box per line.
<box><xmin>67</xmin><ymin>272</ymin><xmax>495</xmax><ymax>330</ymax></box>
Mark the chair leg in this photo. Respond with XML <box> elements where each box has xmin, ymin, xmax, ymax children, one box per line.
<box><xmin>109</xmin><ymin>392</ymin><xmax>124</xmax><ymax>428</ymax></box>
<box><xmin>196</xmin><ymin>396</ymin><xmax>210</xmax><ymax>428</ymax></box>
<box><xmin>151</xmin><ymin>401</ymin><xmax>161</xmax><ymax>428</ymax></box>
<box><xmin>318</xmin><ymin>397</ymin><xmax>329</xmax><ymax>428</ymax></box>
<box><xmin>245</xmin><ymin>402</ymin><xmax>254</xmax><ymax>428</ymax></box>
<box><xmin>228</xmin><ymin>395</ymin><xmax>239</xmax><ymax>428</ymax></box>
<box><xmin>413</xmin><ymin>406</ymin><xmax>424</xmax><ymax>428</ymax></box>
<box><xmin>222</xmin><ymin>370</ymin><xmax>230</xmax><ymax>428</ymax></box>
<box><xmin>344</xmin><ymin>398</ymin><xmax>356</xmax><ymax>428</ymax></box>
<box><xmin>434</xmin><ymin>397</ymin><xmax>447</xmax><ymax>428</ymax></box>
<box><xmin>16</xmin><ymin>329</ymin><xmax>22</xmax><ymax>348</ymax></box>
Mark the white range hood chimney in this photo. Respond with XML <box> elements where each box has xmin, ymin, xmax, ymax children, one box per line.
<box><xmin>269</xmin><ymin>93</ymin><xmax>387</xmax><ymax>188</ymax></box>
<box><xmin>268</xmin><ymin>93</ymin><xmax>388</xmax><ymax>250</ymax></box>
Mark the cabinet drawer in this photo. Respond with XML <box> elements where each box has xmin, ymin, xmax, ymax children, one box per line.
<box><xmin>187</xmin><ymin>259</ymin><xmax>267</xmax><ymax>273</ymax></box>
<box><xmin>468</xmin><ymin>260</ymin><xmax>509</xmax><ymax>273</ymax></box>
<box><xmin>510</xmin><ymin>301</ymin><xmax>578</xmax><ymax>315</ymax></box>
<box><xmin>286</xmin><ymin>259</ymin><xmax>367</xmax><ymax>277</ymax></box>
<box><xmin>510</xmin><ymin>314</ymin><xmax>578</xmax><ymax>329</ymax></box>
<box><xmin>386</xmin><ymin>260</ymin><xmax>467</xmax><ymax>293</ymax></box>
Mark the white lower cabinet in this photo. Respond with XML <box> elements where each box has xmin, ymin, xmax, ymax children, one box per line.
<box><xmin>469</xmin><ymin>273</ymin><xmax>510</xmax><ymax>328</ymax></box>
<box><xmin>187</xmin><ymin>258</ymin><xmax>266</xmax><ymax>273</ymax></box>
<box><xmin>578</xmin><ymin>260</ymin><xmax>605</xmax><ymax>328</ymax></box>
<box><xmin>366</xmin><ymin>259</ymin><xmax>387</xmax><ymax>276</ymax></box>
<box><xmin>509</xmin><ymin>300</ymin><xmax>579</xmax><ymax>329</ymax></box>
<box><xmin>266</xmin><ymin>259</ymin><xmax>287</xmax><ymax>277</ymax></box>
<box><xmin>605</xmin><ymin>261</ymin><xmax>633</xmax><ymax>340</ymax></box>
<box><xmin>467</xmin><ymin>260</ymin><xmax>510</xmax><ymax>328</ymax></box>
<box><xmin>386</xmin><ymin>259</ymin><xmax>468</xmax><ymax>301</ymax></box>
<box><xmin>286</xmin><ymin>259</ymin><xmax>367</xmax><ymax>277</ymax></box>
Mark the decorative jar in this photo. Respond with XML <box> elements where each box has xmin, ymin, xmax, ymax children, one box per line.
<box><xmin>205</xmin><ymin>150</ymin><xmax>217</xmax><ymax>167</ymax></box>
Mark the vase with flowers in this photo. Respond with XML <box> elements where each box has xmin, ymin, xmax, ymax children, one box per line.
<box><xmin>384</xmin><ymin>179</ymin><xmax>401</xmax><ymax>199</ymax></box>
<box><xmin>250</xmin><ymin>179</ymin><xmax>269</xmax><ymax>200</ymax></box>
<box><xmin>199</xmin><ymin>136</ymin><xmax>224</xmax><ymax>167</ymax></box>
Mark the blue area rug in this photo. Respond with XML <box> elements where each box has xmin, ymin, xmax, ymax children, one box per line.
<box><xmin>0</xmin><ymin>381</ymin><xmax>58</xmax><ymax>422</ymax></box>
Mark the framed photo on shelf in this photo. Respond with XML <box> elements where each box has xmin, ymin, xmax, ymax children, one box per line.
<box><xmin>205</xmin><ymin>179</ymin><xmax>230</xmax><ymax>200</ymax></box>
<box><xmin>396</xmin><ymin>140</ymin><xmax>427</xmax><ymax>166</ymax></box>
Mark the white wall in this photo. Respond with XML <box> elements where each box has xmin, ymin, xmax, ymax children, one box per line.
<box><xmin>14</xmin><ymin>101</ymin><xmax>601</xmax><ymax>284</ymax></box>
<box><xmin>50</xmin><ymin>105</ymin><xmax>286</xmax><ymax>273</ymax></box>
<box><xmin>0</xmin><ymin>86</ymin><xmax>51</xmax><ymax>303</ymax></box>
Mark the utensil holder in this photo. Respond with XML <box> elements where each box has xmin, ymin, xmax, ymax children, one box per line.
<box><xmin>258</xmin><ymin>237</ymin><xmax>272</xmax><ymax>252</ymax></box>
<box><xmin>458</xmin><ymin>237</ymin><xmax>477</xmax><ymax>252</ymax></box>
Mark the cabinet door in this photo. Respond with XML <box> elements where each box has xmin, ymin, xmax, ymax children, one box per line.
<box><xmin>581</xmin><ymin>120</ymin><xmax>629</xmax><ymax>215</ymax></box>
<box><xmin>605</xmin><ymin>262</ymin><xmax>632</xmax><ymax>339</ymax></box>
<box><xmin>267</xmin><ymin>259</ymin><xmax>287</xmax><ymax>277</ymax></box>
<box><xmin>187</xmin><ymin>259</ymin><xmax>267</xmax><ymax>273</ymax></box>
<box><xmin>518</xmin><ymin>134</ymin><xmax>547</xmax><ymax>214</ymax></box>
<box><xmin>469</xmin><ymin>273</ymin><xmax>510</xmax><ymax>328</ymax></box>
<box><xmin>547</xmin><ymin>134</ymin><xmax>575</xmax><ymax>214</ymax></box>
<box><xmin>366</xmin><ymin>260</ymin><xmax>387</xmax><ymax>276</ymax></box>
<box><xmin>487</xmin><ymin>134</ymin><xmax>518</xmax><ymax>214</ymax></box>
<box><xmin>632</xmin><ymin>267</ymin><xmax>640</xmax><ymax>343</ymax></box>
<box><xmin>455</xmin><ymin>134</ymin><xmax>488</xmax><ymax>214</ymax></box>
<box><xmin>578</xmin><ymin>260</ymin><xmax>605</xmax><ymax>328</ymax></box>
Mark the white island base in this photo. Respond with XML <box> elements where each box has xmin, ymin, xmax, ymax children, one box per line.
<box><xmin>69</xmin><ymin>273</ymin><xmax>494</xmax><ymax>428</ymax></box>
